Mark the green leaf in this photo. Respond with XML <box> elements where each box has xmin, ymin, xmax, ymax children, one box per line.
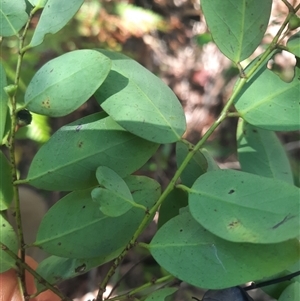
<box><xmin>176</xmin><ymin>141</ymin><xmax>219</xmax><ymax>187</ymax></box>
<box><xmin>94</xmin><ymin>49</ymin><xmax>186</xmax><ymax>143</ymax></box>
<box><xmin>278</xmin><ymin>282</ymin><xmax>300</xmax><ymax>301</ymax></box>
<box><xmin>29</xmin><ymin>0</ymin><xmax>84</xmax><ymax>47</ymax></box>
<box><xmin>144</xmin><ymin>287</ymin><xmax>177</xmax><ymax>301</ymax></box>
<box><xmin>201</xmin><ymin>0</ymin><xmax>272</xmax><ymax>63</ymax></box>
<box><xmin>28</xmin><ymin>0</ymin><xmax>48</xmax><ymax>8</ymax></box>
<box><xmin>35</xmin><ymin>254</ymin><xmax>112</xmax><ymax>290</ymax></box>
<box><xmin>0</xmin><ymin>63</ymin><xmax>8</xmax><ymax>142</ymax></box>
<box><xmin>150</xmin><ymin>211</ymin><xmax>300</xmax><ymax>289</ymax></box>
<box><xmin>91</xmin><ymin>166</ymin><xmax>136</xmax><ymax>217</ymax></box>
<box><xmin>0</xmin><ymin>151</ymin><xmax>13</xmax><ymax>211</ymax></box>
<box><xmin>237</xmin><ymin>119</ymin><xmax>293</xmax><ymax>184</ymax></box>
<box><xmin>15</xmin><ymin>112</ymin><xmax>51</xmax><ymax>143</ymax></box>
<box><xmin>287</xmin><ymin>32</ymin><xmax>300</xmax><ymax>58</ymax></box>
<box><xmin>35</xmin><ymin>175</ymin><xmax>160</xmax><ymax>258</ymax></box>
<box><xmin>235</xmin><ymin>64</ymin><xmax>300</xmax><ymax>131</ymax></box>
<box><xmin>0</xmin><ymin>0</ymin><xmax>28</xmax><ymax>37</ymax></box>
<box><xmin>189</xmin><ymin>169</ymin><xmax>300</xmax><ymax>244</ymax></box>
<box><xmin>0</xmin><ymin>213</ymin><xmax>18</xmax><ymax>272</ymax></box>
<box><xmin>25</xmin><ymin>50</ymin><xmax>111</xmax><ymax>117</ymax></box>
<box><xmin>26</xmin><ymin>112</ymin><xmax>159</xmax><ymax>191</ymax></box>
<box><xmin>157</xmin><ymin>188</ymin><xmax>188</xmax><ymax>229</ymax></box>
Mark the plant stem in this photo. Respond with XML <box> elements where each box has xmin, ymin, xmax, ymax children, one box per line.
<box><xmin>108</xmin><ymin>275</ymin><xmax>175</xmax><ymax>301</ymax></box>
<box><xmin>0</xmin><ymin>242</ymin><xmax>71</xmax><ymax>301</ymax></box>
<box><xmin>96</xmin><ymin>10</ymin><xmax>292</xmax><ymax>301</ymax></box>
<box><xmin>6</xmin><ymin>6</ymin><xmax>40</xmax><ymax>298</ymax></box>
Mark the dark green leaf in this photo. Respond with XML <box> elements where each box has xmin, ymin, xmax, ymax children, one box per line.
<box><xmin>201</xmin><ymin>0</ymin><xmax>272</xmax><ymax>63</ymax></box>
<box><xmin>157</xmin><ymin>188</ymin><xmax>188</xmax><ymax>229</ymax></box>
<box><xmin>35</xmin><ymin>175</ymin><xmax>160</xmax><ymax>258</ymax></box>
<box><xmin>0</xmin><ymin>213</ymin><xmax>18</xmax><ymax>272</ymax></box>
<box><xmin>278</xmin><ymin>282</ymin><xmax>300</xmax><ymax>301</ymax></box>
<box><xmin>0</xmin><ymin>63</ymin><xmax>8</xmax><ymax>143</ymax></box>
<box><xmin>29</xmin><ymin>0</ymin><xmax>84</xmax><ymax>47</ymax></box>
<box><xmin>203</xmin><ymin>287</ymin><xmax>253</xmax><ymax>301</ymax></box>
<box><xmin>150</xmin><ymin>211</ymin><xmax>300</xmax><ymax>289</ymax></box>
<box><xmin>25</xmin><ymin>50</ymin><xmax>111</xmax><ymax>117</ymax></box>
<box><xmin>0</xmin><ymin>0</ymin><xmax>28</xmax><ymax>37</ymax></box>
<box><xmin>0</xmin><ymin>151</ymin><xmax>13</xmax><ymax>210</ymax></box>
<box><xmin>94</xmin><ymin>50</ymin><xmax>186</xmax><ymax>143</ymax></box>
<box><xmin>237</xmin><ymin>119</ymin><xmax>293</xmax><ymax>184</ymax></box>
<box><xmin>189</xmin><ymin>170</ymin><xmax>300</xmax><ymax>243</ymax></box>
<box><xmin>26</xmin><ymin>112</ymin><xmax>159</xmax><ymax>191</ymax></box>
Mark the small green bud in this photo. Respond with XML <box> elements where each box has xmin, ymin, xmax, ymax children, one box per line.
<box><xmin>4</xmin><ymin>84</ymin><xmax>17</xmax><ymax>96</ymax></box>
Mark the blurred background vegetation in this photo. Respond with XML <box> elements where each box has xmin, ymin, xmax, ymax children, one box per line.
<box><xmin>1</xmin><ymin>0</ymin><xmax>299</xmax><ymax>300</ymax></box>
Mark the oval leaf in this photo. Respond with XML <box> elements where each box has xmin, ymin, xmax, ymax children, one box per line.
<box><xmin>150</xmin><ymin>211</ymin><xmax>300</xmax><ymax>289</ymax></box>
<box><xmin>0</xmin><ymin>214</ymin><xmax>18</xmax><ymax>272</ymax></box>
<box><xmin>91</xmin><ymin>166</ymin><xmax>136</xmax><ymax>217</ymax></box>
<box><xmin>35</xmin><ymin>175</ymin><xmax>160</xmax><ymax>258</ymax></box>
<box><xmin>237</xmin><ymin>119</ymin><xmax>293</xmax><ymax>184</ymax></box>
<box><xmin>189</xmin><ymin>169</ymin><xmax>300</xmax><ymax>244</ymax></box>
<box><xmin>0</xmin><ymin>0</ymin><xmax>28</xmax><ymax>37</ymax></box>
<box><xmin>201</xmin><ymin>0</ymin><xmax>272</xmax><ymax>63</ymax></box>
<box><xmin>94</xmin><ymin>49</ymin><xmax>186</xmax><ymax>143</ymax></box>
<box><xmin>0</xmin><ymin>151</ymin><xmax>13</xmax><ymax>210</ymax></box>
<box><xmin>29</xmin><ymin>0</ymin><xmax>84</xmax><ymax>47</ymax></box>
<box><xmin>26</xmin><ymin>112</ymin><xmax>159</xmax><ymax>191</ymax></box>
<box><xmin>234</xmin><ymin>64</ymin><xmax>300</xmax><ymax>131</ymax></box>
<box><xmin>287</xmin><ymin>32</ymin><xmax>300</xmax><ymax>58</ymax></box>
<box><xmin>25</xmin><ymin>50</ymin><xmax>111</xmax><ymax>117</ymax></box>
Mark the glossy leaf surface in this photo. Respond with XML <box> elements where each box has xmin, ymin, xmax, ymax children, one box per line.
<box><xmin>201</xmin><ymin>0</ymin><xmax>272</xmax><ymax>63</ymax></box>
<box><xmin>0</xmin><ymin>0</ymin><xmax>28</xmax><ymax>37</ymax></box>
<box><xmin>0</xmin><ymin>63</ymin><xmax>8</xmax><ymax>142</ymax></box>
<box><xmin>94</xmin><ymin>50</ymin><xmax>186</xmax><ymax>143</ymax></box>
<box><xmin>25</xmin><ymin>50</ymin><xmax>111</xmax><ymax>117</ymax></box>
<box><xmin>0</xmin><ymin>151</ymin><xmax>13</xmax><ymax>210</ymax></box>
<box><xmin>237</xmin><ymin>119</ymin><xmax>293</xmax><ymax>184</ymax></box>
<box><xmin>91</xmin><ymin>166</ymin><xmax>135</xmax><ymax>217</ymax></box>
<box><xmin>189</xmin><ymin>170</ymin><xmax>300</xmax><ymax>243</ymax></box>
<box><xmin>29</xmin><ymin>0</ymin><xmax>84</xmax><ymax>47</ymax></box>
<box><xmin>150</xmin><ymin>211</ymin><xmax>300</xmax><ymax>289</ymax></box>
<box><xmin>235</xmin><ymin>65</ymin><xmax>300</xmax><ymax>131</ymax></box>
<box><xmin>0</xmin><ymin>213</ymin><xmax>18</xmax><ymax>272</ymax></box>
<box><xmin>287</xmin><ymin>32</ymin><xmax>300</xmax><ymax>58</ymax></box>
<box><xmin>26</xmin><ymin>113</ymin><xmax>159</xmax><ymax>191</ymax></box>
<box><xmin>35</xmin><ymin>175</ymin><xmax>160</xmax><ymax>258</ymax></box>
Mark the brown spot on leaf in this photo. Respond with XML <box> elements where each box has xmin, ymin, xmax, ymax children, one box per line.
<box><xmin>228</xmin><ymin>220</ymin><xmax>240</xmax><ymax>229</ymax></box>
<box><xmin>78</xmin><ymin>141</ymin><xmax>83</xmax><ymax>148</ymax></box>
<box><xmin>228</xmin><ymin>189</ymin><xmax>235</xmax><ymax>194</ymax></box>
<box><xmin>42</xmin><ymin>98</ymin><xmax>50</xmax><ymax>109</ymax></box>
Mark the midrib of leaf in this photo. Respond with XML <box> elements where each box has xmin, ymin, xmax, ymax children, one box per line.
<box><xmin>0</xmin><ymin>8</ymin><xmax>18</xmax><ymax>36</ymax></box>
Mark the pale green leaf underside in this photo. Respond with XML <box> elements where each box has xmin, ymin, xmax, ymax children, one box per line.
<box><xmin>235</xmin><ymin>65</ymin><xmax>300</xmax><ymax>131</ymax></box>
<box><xmin>237</xmin><ymin>119</ymin><xmax>293</xmax><ymax>184</ymax></box>
<box><xmin>189</xmin><ymin>170</ymin><xmax>300</xmax><ymax>244</ymax></box>
<box><xmin>29</xmin><ymin>0</ymin><xmax>84</xmax><ymax>47</ymax></box>
<box><xmin>25</xmin><ymin>50</ymin><xmax>111</xmax><ymax>117</ymax></box>
<box><xmin>0</xmin><ymin>0</ymin><xmax>28</xmax><ymax>37</ymax></box>
<box><xmin>201</xmin><ymin>0</ymin><xmax>272</xmax><ymax>63</ymax></box>
<box><xmin>144</xmin><ymin>288</ymin><xmax>178</xmax><ymax>301</ymax></box>
<box><xmin>278</xmin><ymin>282</ymin><xmax>300</xmax><ymax>301</ymax></box>
<box><xmin>94</xmin><ymin>49</ymin><xmax>186</xmax><ymax>144</ymax></box>
<box><xmin>26</xmin><ymin>112</ymin><xmax>159</xmax><ymax>191</ymax></box>
<box><xmin>150</xmin><ymin>212</ymin><xmax>300</xmax><ymax>289</ymax></box>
